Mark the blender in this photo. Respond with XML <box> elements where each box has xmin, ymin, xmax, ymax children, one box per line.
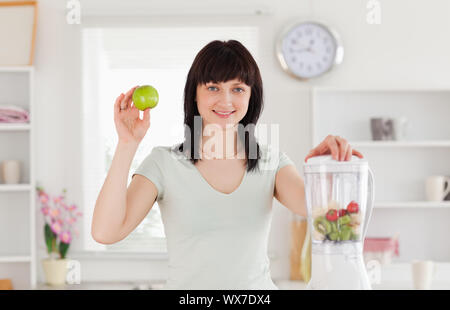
<box><xmin>303</xmin><ymin>155</ymin><xmax>375</xmax><ymax>290</ymax></box>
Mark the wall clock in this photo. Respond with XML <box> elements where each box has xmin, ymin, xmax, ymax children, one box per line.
<box><xmin>276</xmin><ymin>20</ymin><xmax>344</xmax><ymax>80</ymax></box>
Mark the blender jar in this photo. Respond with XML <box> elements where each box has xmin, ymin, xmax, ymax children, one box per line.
<box><xmin>303</xmin><ymin>155</ymin><xmax>374</xmax><ymax>245</ymax></box>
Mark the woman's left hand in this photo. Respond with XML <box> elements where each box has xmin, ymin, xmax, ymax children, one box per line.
<box><xmin>304</xmin><ymin>135</ymin><xmax>363</xmax><ymax>162</ymax></box>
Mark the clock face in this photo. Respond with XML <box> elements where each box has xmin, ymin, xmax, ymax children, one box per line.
<box><xmin>278</xmin><ymin>21</ymin><xmax>343</xmax><ymax>79</ymax></box>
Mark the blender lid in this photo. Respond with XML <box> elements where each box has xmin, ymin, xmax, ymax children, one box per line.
<box><xmin>303</xmin><ymin>155</ymin><xmax>369</xmax><ymax>173</ymax></box>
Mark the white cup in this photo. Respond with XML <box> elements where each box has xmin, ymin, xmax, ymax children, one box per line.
<box><xmin>425</xmin><ymin>176</ymin><xmax>450</xmax><ymax>202</ymax></box>
<box><xmin>1</xmin><ymin>160</ymin><xmax>21</xmax><ymax>184</ymax></box>
<box><xmin>392</xmin><ymin>117</ymin><xmax>409</xmax><ymax>141</ymax></box>
<box><xmin>411</xmin><ymin>260</ymin><xmax>435</xmax><ymax>290</ymax></box>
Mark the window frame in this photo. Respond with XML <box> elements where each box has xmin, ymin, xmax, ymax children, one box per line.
<box><xmin>80</xmin><ymin>14</ymin><xmax>269</xmax><ymax>256</ymax></box>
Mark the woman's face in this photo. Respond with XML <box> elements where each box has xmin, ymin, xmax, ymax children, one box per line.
<box><xmin>196</xmin><ymin>79</ymin><xmax>251</xmax><ymax>130</ymax></box>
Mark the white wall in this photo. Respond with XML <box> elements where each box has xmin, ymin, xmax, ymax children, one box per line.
<box><xmin>33</xmin><ymin>0</ymin><xmax>450</xmax><ymax>283</ymax></box>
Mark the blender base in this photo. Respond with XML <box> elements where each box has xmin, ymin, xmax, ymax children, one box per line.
<box><xmin>308</xmin><ymin>243</ymin><xmax>372</xmax><ymax>290</ymax></box>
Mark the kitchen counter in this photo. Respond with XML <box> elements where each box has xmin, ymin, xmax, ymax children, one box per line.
<box><xmin>35</xmin><ymin>281</ymin><xmax>165</xmax><ymax>290</ymax></box>
<box><xmin>34</xmin><ymin>262</ymin><xmax>450</xmax><ymax>290</ymax></box>
<box><xmin>275</xmin><ymin>262</ymin><xmax>450</xmax><ymax>290</ymax></box>
<box><xmin>274</xmin><ymin>279</ymin><xmax>450</xmax><ymax>290</ymax></box>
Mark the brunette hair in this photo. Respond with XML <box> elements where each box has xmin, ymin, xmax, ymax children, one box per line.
<box><xmin>177</xmin><ymin>40</ymin><xmax>264</xmax><ymax>172</ymax></box>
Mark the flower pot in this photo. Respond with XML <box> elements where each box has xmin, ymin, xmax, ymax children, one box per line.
<box><xmin>42</xmin><ymin>258</ymin><xmax>68</xmax><ymax>286</ymax></box>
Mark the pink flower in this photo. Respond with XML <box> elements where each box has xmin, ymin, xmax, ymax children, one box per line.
<box><xmin>76</xmin><ymin>211</ymin><xmax>83</xmax><ymax>217</ymax></box>
<box><xmin>39</xmin><ymin>194</ymin><xmax>49</xmax><ymax>204</ymax></box>
<box><xmin>66</xmin><ymin>217</ymin><xmax>77</xmax><ymax>225</ymax></box>
<box><xmin>41</xmin><ymin>206</ymin><xmax>50</xmax><ymax>216</ymax></box>
<box><xmin>59</xmin><ymin>231</ymin><xmax>72</xmax><ymax>244</ymax></box>
<box><xmin>68</xmin><ymin>204</ymin><xmax>77</xmax><ymax>212</ymax></box>
<box><xmin>49</xmin><ymin>208</ymin><xmax>60</xmax><ymax>219</ymax></box>
<box><xmin>50</xmin><ymin>222</ymin><xmax>62</xmax><ymax>235</ymax></box>
<box><xmin>53</xmin><ymin>196</ymin><xmax>62</xmax><ymax>204</ymax></box>
<box><xmin>38</xmin><ymin>188</ymin><xmax>79</xmax><ymax>245</ymax></box>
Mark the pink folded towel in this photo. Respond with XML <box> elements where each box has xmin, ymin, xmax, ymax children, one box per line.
<box><xmin>0</xmin><ymin>105</ymin><xmax>30</xmax><ymax>123</ymax></box>
<box><xmin>364</xmin><ymin>237</ymin><xmax>400</xmax><ymax>256</ymax></box>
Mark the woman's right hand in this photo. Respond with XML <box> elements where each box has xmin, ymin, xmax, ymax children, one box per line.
<box><xmin>114</xmin><ymin>86</ymin><xmax>151</xmax><ymax>145</ymax></box>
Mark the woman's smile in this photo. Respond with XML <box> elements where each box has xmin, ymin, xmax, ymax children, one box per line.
<box><xmin>213</xmin><ymin>110</ymin><xmax>236</xmax><ymax>118</ymax></box>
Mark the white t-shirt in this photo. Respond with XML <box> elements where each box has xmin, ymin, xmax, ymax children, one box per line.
<box><xmin>132</xmin><ymin>143</ymin><xmax>295</xmax><ymax>290</ymax></box>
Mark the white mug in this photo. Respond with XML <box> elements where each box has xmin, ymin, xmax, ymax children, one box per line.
<box><xmin>425</xmin><ymin>176</ymin><xmax>450</xmax><ymax>202</ymax></box>
<box><xmin>1</xmin><ymin>160</ymin><xmax>21</xmax><ymax>184</ymax></box>
<box><xmin>392</xmin><ymin>117</ymin><xmax>409</xmax><ymax>141</ymax></box>
<box><xmin>411</xmin><ymin>260</ymin><xmax>436</xmax><ymax>290</ymax></box>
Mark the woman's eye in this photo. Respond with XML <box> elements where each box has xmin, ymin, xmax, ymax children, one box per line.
<box><xmin>206</xmin><ymin>86</ymin><xmax>244</xmax><ymax>92</ymax></box>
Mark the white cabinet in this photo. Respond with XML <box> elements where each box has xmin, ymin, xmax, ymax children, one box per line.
<box><xmin>0</xmin><ymin>66</ymin><xmax>36</xmax><ymax>289</ymax></box>
<box><xmin>311</xmin><ymin>88</ymin><xmax>450</xmax><ymax>261</ymax></box>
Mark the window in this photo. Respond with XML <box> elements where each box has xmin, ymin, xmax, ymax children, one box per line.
<box><xmin>82</xmin><ymin>26</ymin><xmax>259</xmax><ymax>253</ymax></box>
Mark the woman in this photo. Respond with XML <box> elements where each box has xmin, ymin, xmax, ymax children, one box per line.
<box><xmin>91</xmin><ymin>40</ymin><xmax>363</xmax><ymax>290</ymax></box>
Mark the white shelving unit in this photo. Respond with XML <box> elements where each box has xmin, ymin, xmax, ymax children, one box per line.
<box><xmin>0</xmin><ymin>66</ymin><xmax>36</xmax><ymax>289</ymax></box>
<box><xmin>0</xmin><ymin>123</ymin><xmax>31</xmax><ymax>131</ymax></box>
<box><xmin>310</xmin><ymin>87</ymin><xmax>450</xmax><ymax>261</ymax></box>
<box><xmin>376</xmin><ymin>201</ymin><xmax>450</xmax><ymax>209</ymax></box>
<box><xmin>0</xmin><ymin>256</ymin><xmax>32</xmax><ymax>263</ymax></box>
<box><xmin>0</xmin><ymin>184</ymin><xmax>32</xmax><ymax>192</ymax></box>
<box><xmin>351</xmin><ymin>141</ymin><xmax>450</xmax><ymax>148</ymax></box>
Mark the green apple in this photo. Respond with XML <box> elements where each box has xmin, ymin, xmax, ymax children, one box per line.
<box><xmin>132</xmin><ymin>85</ymin><xmax>159</xmax><ymax>110</ymax></box>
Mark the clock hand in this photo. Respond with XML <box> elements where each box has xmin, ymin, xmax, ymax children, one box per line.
<box><xmin>291</xmin><ymin>48</ymin><xmax>309</xmax><ymax>53</ymax></box>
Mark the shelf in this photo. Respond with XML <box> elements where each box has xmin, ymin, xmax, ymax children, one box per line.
<box><xmin>0</xmin><ymin>66</ymin><xmax>34</xmax><ymax>73</ymax></box>
<box><xmin>375</xmin><ymin>201</ymin><xmax>450</xmax><ymax>208</ymax></box>
<box><xmin>311</xmin><ymin>87</ymin><xmax>450</xmax><ymax>263</ymax></box>
<box><xmin>0</xmin><ymin>62</ymin><xmax>36</xmax><ymax>289</ymax></box>
<box><xmin>0</xmin><ymin>256</ymin><xmax>31</xmax><ymax>263</ymax></box>
<box><xmin>0</xmin><ymin>184</ymin><xmax>32</xmax><ymax>192</ymax></box>
<box><xmin>351</xmin><ymin>140</ymin><xmax>450</xmax><ymax>148</ymax></box>
<box><xmin>0</xmin><ymin>123</ymin><xmax>31</xmax><ymax>131</ymax></box>
<box><xmin>312</xmin><ymin>87</ymin><xmax>450</xmax><ymax>92</ymax></box>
